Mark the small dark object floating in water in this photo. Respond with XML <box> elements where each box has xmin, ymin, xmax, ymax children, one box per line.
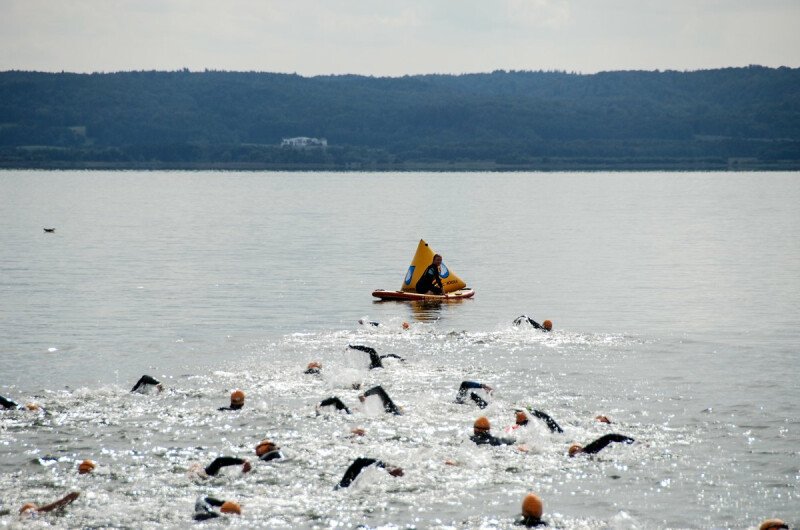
<box><xmin>43</xmin><ymin>228</ymin><xmax>55</xmax><ymax>233</ymax></box>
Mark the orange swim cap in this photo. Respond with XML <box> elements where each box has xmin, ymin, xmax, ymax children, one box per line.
<box><xmin>307</xmin><ymin>361</ymin><xmax>321</xmax><ymax>370</ymax></box>
<box><xmin>515</xmin><ymin>410</ymin><xmax>528</xmax><ymax>425</ymax></box>
<box><xmin>402</xmin><ymin>322</ymin><xmax>410</xmax><ymax>330</ymax></box>
<box><xmin>19</xmin><ymin>503</ymin><xmax>37</xmax><ymax>514</ymax></box>
<box><xmin>521</xmin><ymin>492</ymin><xmax>543</xmax><ymax>519</ymax></box>
<box><xmin>543</xmin><ymin>320</ymin><xmax>553</xmax><ymax>331</ymax></box>
<box><xmin>230</xmin><ymin>390</ymin><xmax>245</xmax><ymax>406</ymax></box>
<box><xmin>255</xmin><ymin>439</ymin><xmax>277</xmax><ymax>457</ymax></box>
<box><xmin>568</xmin><ymin>444</ymin><xmax>583</xmax><ymax>457</ymax></box>
<box><xmin>474</xmin><ymin>416</ymin><xmax>491</xmax><ymax>431</ymax></box>
<box><xmin>595</xmin><ymin>415</ymin><xmax>611</xmax><ymax>424</ymax></box>
<box><xmin>78</xmin><ymin>459</ymin><xmax>96</xmax><ymax>474</ymax></box>
<box><xmin>25</xmin><ymin>403</ymin><xmax>40</xmax><ymax>412</ymax></box>
<box><xmin>220</xmin><ymin>501</ymin><xmax>241</xmax><ymax>515</ymax></box>
<box><xmin>760</xmin><ymin>519</ymin><xmax>789</xmax><ymax>530</ymax></box>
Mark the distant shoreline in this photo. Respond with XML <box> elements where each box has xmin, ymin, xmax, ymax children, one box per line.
<box><xmin>2</xmin><ymin>159</ymin><xmax>797</xmax><ymax>172</ymax></box>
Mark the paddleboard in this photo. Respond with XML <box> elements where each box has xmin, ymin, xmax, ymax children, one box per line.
<box><xmin>372</xmin><ymin>288</ymin><xmax>475</xmax><ymax>301</ymax></box>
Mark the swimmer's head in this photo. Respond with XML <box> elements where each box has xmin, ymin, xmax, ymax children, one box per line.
<box><xmin>568</xmin><ymin>444</ymin><xmax>583</xmax><ymax>457</ymax></box>
<box><xmin>543</xmin><ymin>320</ymin><xmax>553</xmax><ymax>331</ymax></box>
<box><xmin>230</xmin><ymin>390</ymin><xmax>245</xmax><ymax>407</ymax></box>
<box><xmin>307</xmin><ymin>361</ymin><xmax>321</xmax><ymax>370</ymax></box>
<box><xmin>595</xmin><ymin>415</ymin><xmax>611</xmax><ymax>424</ymax></box>
<box><xmin>220</xmin><ymin>501</ymin><xmax>241</xmax><ymax>515</ymax></box>
<box><xmin>24</xmin><ymin>403</ymin><xmax>40</xmax><ymax>412</ymax></box>
<box><xmin>19</xmin><ymin>503</ymin><xmax>37</xmax><ymax>515</ymax></box>
<box><xmin>474</xmin><ymin>416</ymin><xmax>491</xmax><ymax>433</ymax></box>
<box><xmin>521</xmin><ymin>492</ymin><xmax>543</xmax><ymax>519</ymax></box>
<box><xmin>760</xmin><ymin>519</ymin><xmax>789</xmax><ymax>530</ymax></box>
<box><xmin>515</xmin><ymin>410</ymin><xmax>528</xmax><ymax>425</ymax></box>
<box><xmin>402</xmin><ymin>322</ymin><xmax>410</xmax><ymax>330</ymax></box>
<box><xmin>78</xmin><ymin>459</ymin><xmax>96</xmax><ymax>475</ymax></box>
<box><xmin>255</xmin><ymin>439</ymin><xmax>277</xmax><ymax>457</ymax></box>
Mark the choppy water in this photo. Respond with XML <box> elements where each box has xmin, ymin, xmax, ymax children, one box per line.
<box><xmin>0</xmin><ymin>170</ymin><xmax>798</xmax><ymax>529</ymax></box>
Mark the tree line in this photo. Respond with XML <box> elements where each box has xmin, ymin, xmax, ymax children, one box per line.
<box><xmin>0</xmin><ymin>66</ymin><xmax>798</xmax><ymax>169</ymax></box>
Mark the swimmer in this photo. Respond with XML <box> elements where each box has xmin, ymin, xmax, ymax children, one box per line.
<box><xmin>348</xmin><ymin>344</ymin><xmax>405</xmax><ymax>369</ymax></box>
<box><xmin>455</xmin><ymin>381</ymin><xmax>493</xmax><ymax>408</ymax></box>
<box><xmin>759</xmin><ymin>519</ymin><xmax>789</xmax><ymax>530</ymax></box>
<box><xmin>358</xmin><ymin>319</ymin><xmax>380</xmax><ymax>326</ymax></box>
<box><xmin>517</xmin><ymin>408</ymin><xmax>564</xmax><ymax>434</ymax></box>
<box><xmin>19</xmin><ymin>491</ymin><xmax>80</xmax><ymax>517</ymax></box>
<box><xmin>130</xmin><ymin>375</ymin><xmax>163</xmax><ymax>394</ymax></box>
<box><xmin>513</xmin><ymin>315</ymin><xmax>553</xmax><ymax>332</ymax></box>
<box><xmin>203</xmin><ymin>457</ymin><xmax>252</xmax><ymax>477</ymax></box>
<box><xmin>317</xmin><ymin>396</ymin><xmax>351</xmax><ymax>414</ymax></box>
<box><xmin>359</xmin><ymin>385</ymin><xmax>402</xmax><ymax>415</ymax></box>
<box><xmin>569</xmin><ymin>434</ymin><xmax>635</xmax><ymax>457</ymax></box>
<box><xmin>193</xmin><ymin>496</ymin><xmax>241</xmax><ymax>520</ymax></box>
<box><xmin>78</xmin><ymin>459</ymin><xmax>96</xmax><ymax>475</ymax></box>
<box><xmin>255</xmin><ymin>439</ymin><xmax>284</xmax><ymax>462</ymax></box>
<box><xmin>218</xmin><ymin>390</ymin><xmax>245</xmax><ymax>411</ymax></box>
<box><xmin>335</xmin><ymin>457</ymin><xmax>404</xmax><ymax>489</ymax></box>
<box><xmin>471</xmin><ymin>416</ymin><xmax>516</xmax><ymax>447</ymax></box>
<box><xmin>517</xmin><ymin>493</ymin><xmax>547</xmax><ymax>527</ymax></box>
<box><xmin>595</xmin><ymin>415</ymin><xmax>612</xmax><ymax>424</ymax></box>
<box><xmin>0</xmin><ymin>396</ymin><xmax>43</xmax><ymax>413</ymax></box>
<box><xmin>304</xmin><ymin>361</ymin><xmax>322</xmax><ymax>375</ymax></box>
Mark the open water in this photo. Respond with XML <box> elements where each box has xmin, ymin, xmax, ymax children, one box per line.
<box><xmin>0</xmin><ymin>170</ymin><xmax>798</xmax><ymax>529</ymax></box>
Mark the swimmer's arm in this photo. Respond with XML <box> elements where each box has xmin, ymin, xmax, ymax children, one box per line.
<box><xmin>348</xmin><ymin>344</ymin><xmax>377</xmax><ymax>355</ymax></box>
<box><xmin>530</xmin><ymin>409</ymin><xmax>564</xmax><ymax>433</ymax></box>
<box><xmin>319</xmin><ymin>397</ymin><xmax>351</xmax><ymax>414</ymax></box>
<box><xmin>380</xmin><ymin>353</ymin><xmax>405</xmax><ymax>361</ymax></box>
<box><xmin>582</xmin><ymin>434</ymin><xmax>635</xmax><ymax>454</ymax></box>
<box><xmin>37</xmin><ymin>492</ymin><xmax>79</xmax><ymax>513</ymax></box>
<box><xmin>204</xmin><ymin>457</ymin><xmax>250</xmax><ymax>476</ymax></box>
<box><xmin>0</xmin><ymin>395</ymin><xmax>19</xmax><ymax>409</ymax></box>
<box><xmin>337</xmin><ymin>457</ymin><xmax>380</xmax><ymax>488</ymax></box>
<box><xmin>130</xmin><ymin>375</ymin><xmax>161</xmax><ymax>392</ymax></box>
<box><xmin>204</xmin><ymin>497</ymin><xmax>225</xmax><ymax>507</ymax></box>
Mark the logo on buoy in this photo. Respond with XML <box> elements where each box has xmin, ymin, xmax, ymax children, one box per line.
<box><xmin>440</xmin><ymin>263</ymin><xmax>450</xmax><ymax>279</ymax></box>
<box><xmin>404</xmin><ymin>266</ymin><xmax>415</xmax><ymax>285</ymax></box>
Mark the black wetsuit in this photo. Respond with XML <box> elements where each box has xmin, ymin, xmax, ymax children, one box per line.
<box><xmin>304</xmin><ymin>367</ymin><xmax>321</xmax><ymax>375</ymax></box>
<box><xmin>335</xmin><ymin>457</ymin><xmax>386</xmax><ymax>489</ymax></box>
<box><xmin>218</xmin><ymin>403</ymin><xmax>243</xmax><ymax>411</ymax></box>
<box><xmin>581</xmin><ymin>434</ymin><xmax>635</xmax><ymax>454</ymax></box>
<box><xmin>1</xmin><ymin>395</ymin><xmax>20</xmax><ymax>409</ymax></box>
<box><xmin>130</xmin><ymin>375</ymin><xmax>161</xmax><ymax>393</ymax></box>
<box><xmin>318</xmin><ymin>397</ymin><xmax>351</xmax><ymax>414</ymax></box>
<box><xmin>415</xmin><ymin>264</ymin><xmax>443</xmax><ymax>295</ymax></box>
<box><xmin>259</xmin><ymin>449</ymin><xmax>284</xmax><ymax>462</ymax></box>
<box><xmin>470</xmin><ymin>431</ymin><xmax>515</xmax><ymax>446</ymax></box>
<box><xmin>526</xmin><ymin>409</ymin><xmax>564</xmax><ymax>434</ymax></box>
<box><xmin>362</xmin><ymin>385</ymin><xmax>402</xmax><ymax>415</ymax></box>
<box><xmin>513</xmin><ymin>315</ymin><xmax>550</xmax><ymax>331</ymax></box>
<box><xmin>204</xmin><ymin>457</ymin><xmax>247</xmax><ymax>476</ymax></box>
<box><xmin>455</xmin><ymin>382</ymin><xmax>489</xmax><ymax>408</ymax></box>
<box><xmin>348</xmin><ymin>344</ymin><xmax>405</xmax><ymax>369</ymax></box>
<box><xmin>194</xmin><ymin>496</ymin><xmax>226</xmax><ymax>521</ymax></box>
<box><xmin>517</xmin><ymin>516</ymin><xmax>548</xmax><ymax>527</ymax></box>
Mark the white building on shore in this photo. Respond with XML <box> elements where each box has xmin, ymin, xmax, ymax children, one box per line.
<box><xmin>281</xmin><ymin>137</ymin><xmax>328</xmax><ymax>148</ymax></box>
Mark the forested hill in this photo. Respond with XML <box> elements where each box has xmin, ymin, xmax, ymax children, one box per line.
<box><xmin>1</xmin><ymin>66</ymin><xmax>799</xmax><ymax>170</ymax></box>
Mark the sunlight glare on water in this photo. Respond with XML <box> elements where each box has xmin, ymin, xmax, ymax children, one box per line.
<box><xmin>0</xmin><ymin>170</ymin><xmax>798</xmax><ymax>528</ymax></box>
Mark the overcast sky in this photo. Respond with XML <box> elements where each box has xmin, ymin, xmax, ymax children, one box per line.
<box><xmin>1</xmin><ymin>0</ymin><xmax>798</xmax><ymax>76</ymax></box>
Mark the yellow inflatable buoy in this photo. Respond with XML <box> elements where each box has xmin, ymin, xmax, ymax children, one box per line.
<box><xmin>401</xmin><ymin>239</ymin><xmax>466</xmax><ymax>293</ymax></box>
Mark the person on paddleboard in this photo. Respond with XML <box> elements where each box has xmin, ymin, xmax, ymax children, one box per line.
<box><xmin>415</xmin><ymin>254</ymin><xmax>444</xmax><ymax>295</ymax></box>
